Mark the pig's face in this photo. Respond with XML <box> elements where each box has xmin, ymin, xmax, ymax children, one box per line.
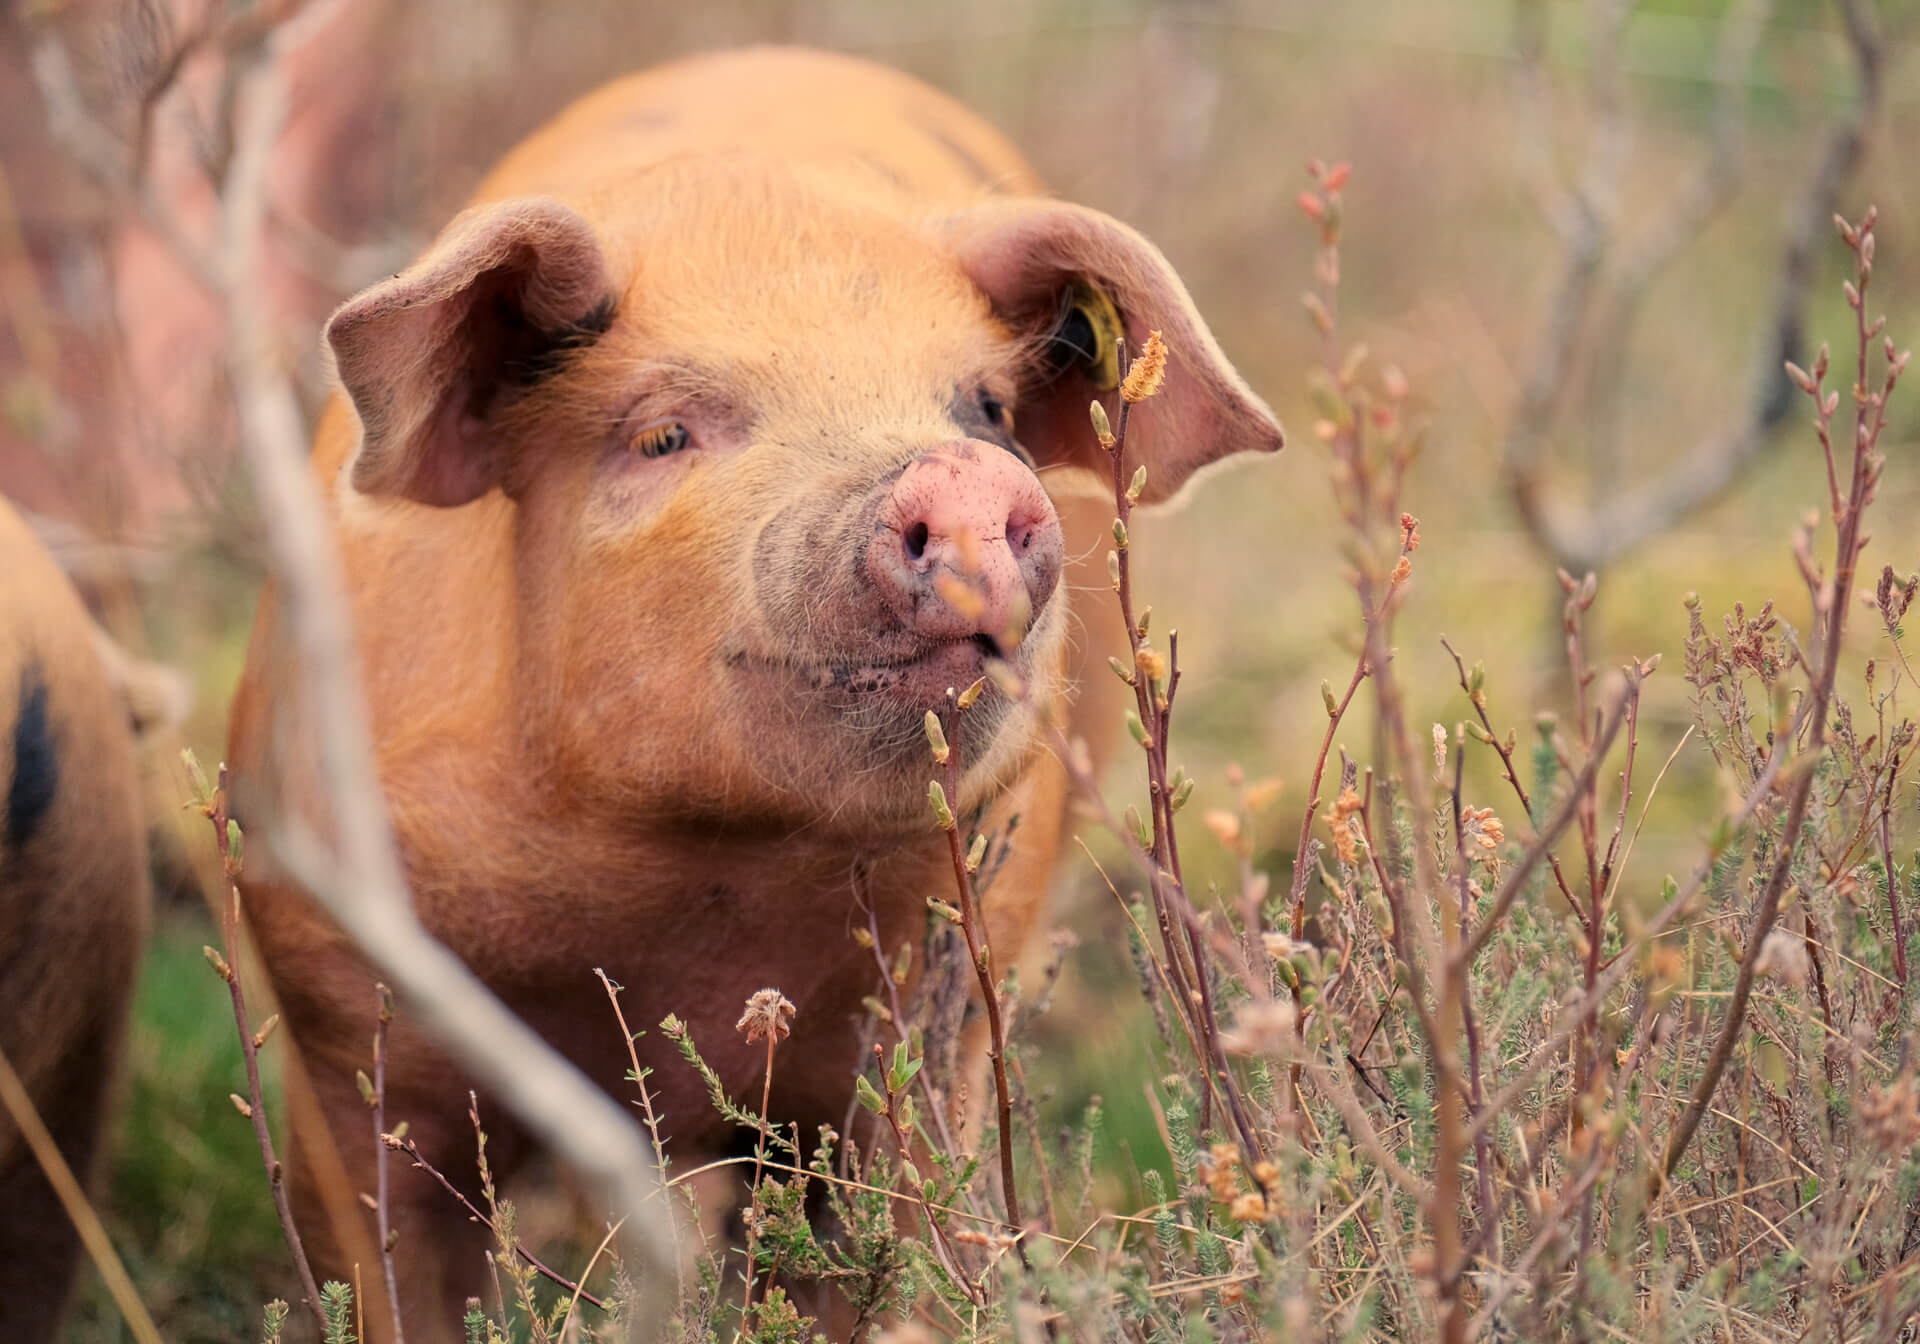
<box><xmin>326</xmin><ymin>161</ymin><xmax>1281</xmax><ymax>830</ymax></box>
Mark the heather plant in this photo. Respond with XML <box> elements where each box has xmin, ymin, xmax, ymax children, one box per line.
<box><xmin>193</xmin><ymin>172</ymin><xmax>1917</xmax><ymax>1343</ymax></box>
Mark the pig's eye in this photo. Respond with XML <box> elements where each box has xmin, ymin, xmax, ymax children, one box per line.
<box><xmin>979</xmin><ymin>394</ymin><xmax>1008</xmax><ymax>427</ymax></box>
<box><xmin>629</xmin><ymin>420</ymin><xmax>691</xmax><ymax>459</ymax></box>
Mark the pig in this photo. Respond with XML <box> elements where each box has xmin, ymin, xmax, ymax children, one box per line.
<box><xmin>0</xmin><ymin>495</ymin><xmax>152</xmax><ymax>1342</ymax></box>
<box><xmin>227</xmin><ymin>45</ymin><xmax>1282</xmax><ymax>1339</ymax></box>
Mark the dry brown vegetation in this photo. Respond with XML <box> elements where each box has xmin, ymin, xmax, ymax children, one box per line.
<box><xmin>5</xmin><ymin>2</ymin><xmax>1920</xmax><ymax>1340</ymax></box>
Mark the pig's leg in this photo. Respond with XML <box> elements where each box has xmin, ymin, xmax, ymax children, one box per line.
<box><xmin>0</xmin><ymin>1009</ymin><xmax>124</xmax><ymax>1341</ymax></box>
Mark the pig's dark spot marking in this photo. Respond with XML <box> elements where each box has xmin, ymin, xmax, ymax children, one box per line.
<box><xmin>8</xmin><ymin>662</ymin><xmax>58</xmax><ymax>849</ymax></box>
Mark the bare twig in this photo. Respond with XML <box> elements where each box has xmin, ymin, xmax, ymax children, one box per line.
<box><xmin>1504</xmin><ymin>0</ymin><xmax>1886</xmax><ymax>572</ymax></box>
<box><xmin>371</xmin><ymin>985</ymin><xmax>404</xmax><ymax>1344</ymax></box>
<box><xmin>382</xmin><ymin>1132</ymin><xmax>608</xmax><ymax>1312</ymax></box>
<box><xmin>212</xmin><ymin>28</ymin><xmax>678</xmax><ymax>1336</ymax></box>
<box><xmin>1660</xmin><ymin>204</ymin><xmax>1908</xmax><ymax>1187</ymax></box>
<box><xmin>206</xmin><ymin>765</ymin><xmax>324</xmax><ymax>1326</ymax></box>
<box><xmin>934</xmin><ymin>708</ymin><xmax>1024</xmax><ymax>1230</ymax></box>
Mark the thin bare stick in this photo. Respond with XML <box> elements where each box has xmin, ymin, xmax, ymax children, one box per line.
<box><xmin>935</xmin><ymin>707</ymin><xmax>1023</xmax><ymax>1230</ymax></box>
<box><xmin>372</xmin><ymin>984</ymin><xmax>404</xmax><ymax>1344</ymax></box>
<box><xmin>595</xmin><ymin>969</ymin><xmax>686</xmax><ymax>1280</ymax></box>
<box><xmin>383</xmin><ymin>1133</ymin><xmax>608</xmax><ymax>1311</ymax></box>
<box><xmin>206</xmin><ymin>764</ymin><xmax>324</xmax><ymax>1326</ymax></box>
<box><xmin>1504</xmin><ymin>0</ymin><xmax>1886</xmax><ymax>572</ymax></box>
<box><xmin>1439</xmin><ymin>635</ymin><xmax>1586</xmax><ymax>928</ymax></box>
<box><xmin>215</xmin><ymin>35</ymin><xmax>677</xmax><ymax>1332</ymax></box>
<box><xmin>1660</xmin><ymin>205</ymin><xmax>1909</xmax><ymax>1186</ymax></box>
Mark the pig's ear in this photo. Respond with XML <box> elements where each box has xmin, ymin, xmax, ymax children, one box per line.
<box><xmin>326</xmin><ymin>199</ymin><xmax>614</xmax><ymax>507</ymax></box>
<box><xmin>939</xmin><ymin>200</ymin><xmax>1282</xmax><ymax>503</ymax></box>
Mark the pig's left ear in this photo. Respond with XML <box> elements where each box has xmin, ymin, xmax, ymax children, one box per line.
<box><xmin>326</xmin><ymin>198</ymin><xmax>614</xmax><ymax>507</ymax></box>
<box><xmin>939</xmin><ymin>200</ymin><xmax>1283</xmax><ymax>503</ymax></box>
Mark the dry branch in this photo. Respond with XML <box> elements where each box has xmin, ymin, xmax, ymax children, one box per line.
<box><xmin>1504</xmin><ymin>0</ymin><xmax>1886</xmax><ymax>574</ymax></box>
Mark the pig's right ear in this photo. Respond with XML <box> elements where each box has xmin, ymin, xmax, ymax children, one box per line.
<box><xmin>325</xmin><ymin>199</ymin><xmax>614</xmax><ymax>507</ymax></box>
<box><xmin>939</xmin><ymin>199</ymin><xmax>1282</xmax><ymax>504</ymax></box>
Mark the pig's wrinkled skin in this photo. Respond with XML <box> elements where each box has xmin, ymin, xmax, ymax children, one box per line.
<box><xmin>0</xmin><ymin>497</ymin><xmax>151</xmax><ymax>1343</ymax></box>
<box><xmin>228</xmin><ymin>46</ymin><xmax>1281</xmax><ymax>1338</ymax></box>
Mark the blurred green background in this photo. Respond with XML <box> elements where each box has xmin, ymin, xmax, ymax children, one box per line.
<box><xmin>4</xmin><ymin>0</ymin><xmax>1914</xmax><ymax>1336</ymax></box>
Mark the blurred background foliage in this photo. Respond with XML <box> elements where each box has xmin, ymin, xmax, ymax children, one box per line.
<box><xmin>1</xmin><ymin>0</ymin><xmax>1915</xmax><ymax>1336</ymax></box>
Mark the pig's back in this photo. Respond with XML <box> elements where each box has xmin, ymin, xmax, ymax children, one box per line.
<box><xmin>474</xmin><ymin>46</ymin><xmax>1045</xmax><ymax>214</ymax></box>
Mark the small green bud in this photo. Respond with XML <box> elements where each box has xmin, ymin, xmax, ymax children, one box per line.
<box><xmin>203</xmin><ymin>945</ymin><xmax>232</xmax><ymax>982</ymax></box>
<box><xmin>226</xmin><ymin>819</ymin><xmax>243</xmax><ymax>864</ymax></box>
<box><xmin>855</xmin><ymin>1075</ymin><xmax>888</xmax><ymax>1115</ymax></box>
<box><xmin>1321</xmin><ymin>679</ymin><xmax>1338</xmax><ymax>718</ymax></box>
<box><xmin>1171</xmin><ymin>775</ymin><xmax>1196</xmax><ymax>811</ymax></box>
<box><xmin>180</xmin><ymin>748</ymin><xmax>212</xmax><ymax>806</ymax></box>
<box><xmin>1112</xmin><ymin>517</ymin><xmax>1129</xmax><ymax>549</ymax></box>
<box><xmin>1125</xmin><ymin>804</ymin><xmax>1151</xmax><ymax>851</ymax></box>
<box><xmin>923</xmin><ymin>711</ymin><xmax>950</xmax><ymax>765</ymax></box>
<box><xmin>956</xmin><ymin>676</ymin><xmax>987</xmax><ymax>709</ymax></box>
<box><xmin>1108</xmin><ymin>655</ymin><xmax>1136</xmax><ymax>685</ymax></box>
<box><xmin>966</xmin><ymin>832</ymin><xmax>987</xmax><ymax>872</ymax></box>
<box><xmin>230</xmin><ymin>1093</ymin><xmax>253</xmax><ymax>1119</ymax></box>
<box><xmin>1107</xmin><ymin>550</ymin><xmax>1122</xmax><ymax>588</ymax></box>
<box><xmin>356</xmin><ymin>1070</ymin><xmax>376</xmax><ymax>1107</ymax></box>
<box><xmin>252</xmin><ymin>1014</ymin><xmax>280</xmax><ymax>1050</ymax></box>
<box><xmin>927</xmin><ymin>780</ymin><xmax>955</xmax><ymax>830</ymax></box>
<box><xmin>1089</xmin><ymin>399</ymin><xmax>1114</xmax><ymax>446</ymax></box>
<box><xmin>1126</xmin><ymin>464</ymin><xmax>1148</xmax><ymax>502</ymax></box>
<box><xmin>1126</xmin><ymin>709</ymin><xmax>1150</xmax><ymax>748</ymax></box>
<box><xmin>1136</xmin><ymin>606</ymin><xmax>1150</xmax><ymax>637</ymax></box>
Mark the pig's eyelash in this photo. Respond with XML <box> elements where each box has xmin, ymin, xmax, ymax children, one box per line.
<box><xmin>628</xmin><ymin>420</ymin><xmax>692</xmax><ymax>458</ymax></box>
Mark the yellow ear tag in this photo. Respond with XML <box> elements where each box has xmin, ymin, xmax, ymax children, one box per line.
<box><xmin>1068</xmin><ymin>279</ymin><xmax>1125</xmax><ymax>391</ymax></box>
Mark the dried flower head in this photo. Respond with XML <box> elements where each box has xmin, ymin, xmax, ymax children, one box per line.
<box><xmin>1753</xmin><ymin>929</ymin><xmax>1810</xmax><ymax>988</ymax></box>
<box><xmin>736</xmin><ymin>988</ymin><xmax>796</xmax><ymax>1044</ymax></box>
<box><xmin>1120</xmin><ymin>330</ymin><xmax>1168</xmax><ymax>403</ymax></box>
<box><xmin>1327</xmin><ymin>785</ymin><xmax>1364</xmax><ymax>865</ymax></box>
<box><xmin>1261</xmin><ymin>931</ymin><xmax>1313</xmax><ymax>961</ymax></box>
<box><xmin>1462</xmin><ymin>805</ymin><xmax>1504</xmax><ymax>852</ymax></box>
<box><xmin>1858</xmin><ymin>1076</ymin><xmax>1920</xmax><ymax>1155</ymax></box>
<box><xmin>1219</xmin><ymin>997</ymin><xmax>1298</xmax><ymax>1058</ymax></box>
<box><xmin>1229</xmin><ymin>1191</ymin><xmax>1269</xmax><ymax>1223</ymax></box>
<box><xmin>1199</xmin><ymin>1141</ymin><xmax>1241</xmax><ymax>1203</ymax></box>
<box><xmin>1432</xmin><ymin>723</ymin><xmax>1448</xmax><ymax>772</ymax></box>
<box><xmin>1203</xmin><ymin>809</ymin><xmax>1243</xmax><ymax>849</ymax></box>
<box><xmin>1242</xmin><ymin>776</ymin><xmax>1284</xmax><ymax>813</ymax></box>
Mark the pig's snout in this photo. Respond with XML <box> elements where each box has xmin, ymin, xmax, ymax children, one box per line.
<box><xmin>868</xmin><ymin>446</ymin><xmax>1063</xmax><ymax>648</ymax></box>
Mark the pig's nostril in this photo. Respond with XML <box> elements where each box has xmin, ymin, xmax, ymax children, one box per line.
<box><xmin>904</xmin><ymin>521</ymin><xmax>930</xmax><ymax>561</ymax></box>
